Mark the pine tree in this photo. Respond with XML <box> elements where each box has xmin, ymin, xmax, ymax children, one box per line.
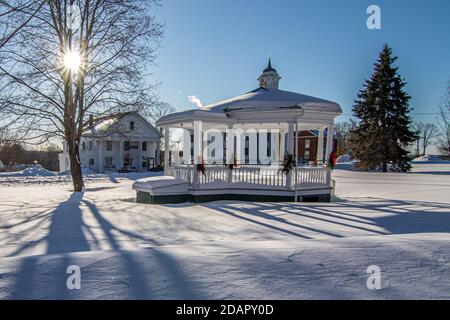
<box><xmin>350</xmin><ymin>44</ymin><xmax>416</xmax><ymax>172</ymax></box>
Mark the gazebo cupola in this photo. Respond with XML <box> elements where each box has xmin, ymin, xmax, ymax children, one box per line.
<box><xmin>258</xmin><ymin>58</ymin><xmax>281</xmax><ymax>89</ymax></box>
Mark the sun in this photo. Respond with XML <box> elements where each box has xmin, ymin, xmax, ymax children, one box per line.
<box><xmin>63</xmin><ymin>49</ymin><xmax>82</xmax><ymax>73</ymax></box>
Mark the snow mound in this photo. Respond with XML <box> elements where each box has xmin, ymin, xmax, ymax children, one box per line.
<box><xmin>58</xmin><ymin>167</ymin><xmax>94</xmax><ymax>176</ymax></box>
<box><xmin>0</xmin><ymin>166</ymin><xmax>57</xmax><ymax>177</ymax></box>
<box><xmin>22</xmin><ymin>167</ymin><xmax>56</xmax><ymax>176</ymax></box>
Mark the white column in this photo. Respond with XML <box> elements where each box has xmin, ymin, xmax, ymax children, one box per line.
<box><xmin>279</xmin><ymin>130</ymin><xmax>286</xmax><ymax>162</ymax></box>
<box><xmin>193</xmin><ymin>121</ymin><xmax>202</xmax><ymax>186</ymax></box>
<box><xmin>183</xmin><ymin>129</ymin><xmax>192</xmax><ymax>164</ymax></box>
<box><xmin>287</xmin><ymin>122</ymin><xmax>294</xmax><ymax>155</ymax></box>
<box><xmin>247</xmin><ymin>129</ymin><xmax>258</xmax><ymax>164</ymax></box>
<box><xmin>164</xmin><ymin>127</ymin><xmax>170</xmax><ymax>175</ymax></box>
<box><xmin>156</xmin><ymin>141</ymin><xmax>161</xmax><ymax>166</ymax></box>
<box><xmin>193</xmin><ymin>121</ymin><xmax>202</xmax><ymax>164</ymax></box>
<box><xmin>138</xmin><ymin>140</ymin><xmax>143</xmax><ymax>172</ymax></box>
<box><xmin>286</xmin><ymin>122</ymin><xmax>294</xmax><ymax>189</ymax></box>
<box><xmin>317</xmin><ymin>127</ymin><xmax>324</xmax><ymax>165</ymax></box>
<box><xmin>118</xmin><ymin>140</ymin><xmax>124</xmax><ymax>170</ymax></box>
<box><xmin>97</xmin><ymin>140</ymin><xmax>103</xmax><ymax>173</ymax></box>
<box><xmin>226</xmin><ymin>125</ymin><xmax>234</xmax><ymax>165</ymax></box>
<box><xmin>325</xmin><ymin>125</ymin><xmax>334</xmax><ymax>164</ymax></box>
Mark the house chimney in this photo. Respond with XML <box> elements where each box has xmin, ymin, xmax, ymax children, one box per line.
<box><xmin>89</xmin><ymin>114</ymin><xmax>94</xmax><ymax>128</ymax></box>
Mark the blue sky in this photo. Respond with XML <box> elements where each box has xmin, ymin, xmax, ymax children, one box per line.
<box><xmin>150</xmin><ymin>0</ymin><xmax>450</xmax><ymax>123</ymax></box>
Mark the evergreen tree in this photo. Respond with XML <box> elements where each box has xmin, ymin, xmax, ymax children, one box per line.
<box><xmin>350</xmin><ymin>44</ymin><xmax>416</xmax><ymax>172</ymax></box>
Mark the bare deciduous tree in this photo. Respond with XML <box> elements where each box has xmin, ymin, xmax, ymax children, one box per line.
<box><xmin>0</xmin><ymin>0</ymin><xmax>163</xmax><ymax>191</ymax></box>
<box><xmin>335</xmin><ymin>121</ymin><xmax>353</xmax><ymax>156</ymax></box>
<box><xmin>412</xmin><ymin>122</ymin><xmax>438</xmax><ymax>156</ymax></box>
<box><xmin>436</xmin><ymin>83</ymin><xmax>450</xmax><ymax>156</ymax></box>
<box><xmin>0</xmin><ymin>0</ymin><xmax>44</xmax><ymax>49</ymax></box>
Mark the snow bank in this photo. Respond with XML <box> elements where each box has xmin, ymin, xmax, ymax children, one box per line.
<box><xmin>58</xmin><ymin>167</ymin><xmax>94</xmax><ymax>176</ymax></box>
<box><xmin>0</xmin><ymin>166</ymin><xmax>56</xmax><ymax>177</ymax></box>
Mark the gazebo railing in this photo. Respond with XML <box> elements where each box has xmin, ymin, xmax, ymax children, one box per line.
<box><xmin>295</xmin><ymin>167</ymin><xmax>329</xmax><ymax>186</ymax></box>
<box><xmin>167</xmin><ymin>165</ymin><xmax>330</xmax><ymax>189</ymax></box>
<box><xmin>232</xmin><ymin>166</ymin><xmax>286</xmax><ymax>187</ymax></box>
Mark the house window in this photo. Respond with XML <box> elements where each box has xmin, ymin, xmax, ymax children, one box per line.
<box><xmin>125</xmin><ymin>141</ymin><xmax>130</xmax><ymax>151</ymax></box>
<box><xmin>105</xmin><ymin>157</ymin><xmax>113</xmax><ymax>168</ymax></box>
<box><xmin>89</xmin><ymin>158</ymin><xmax>95</xmax><ymax>166</ymax></box>
<box><xmin>89</xmin><ymin>141</ymin><xmax>93</xmax><ymax>151</ymax></box>
<box><xmin>124</xmin><ymin>156</ymin><xmax>130</xmax><ymax>167</ymax></box>
<box><xmin>106</xmin><ymin>141</ymin><xmax>112</xmax><ymax>151</ymax></box>
<box><xmin>142</xmin><ymin>142</ymin><xmax>147</xmax><ymax>151</ymax></box>
<box><xmin>129</xmin><ymin>142</ymin><xmax>138</xmax><ymax>150</ymax></box>
<box><xmin>82</xmin><ymin>141</ymin><xmax>86</xmax><ymax>151</ymax></box>
<box><xmin>130</xmin><ymin>121</ymin><xmax>135</xmax><ymax>130</ymax></box>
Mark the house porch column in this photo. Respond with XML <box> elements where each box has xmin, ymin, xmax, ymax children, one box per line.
<box><xmin>98</xmin><ymin>140</ymin><xmax>103</xmax><ymax>173</ymax></box>
<box><xmin>118</xmin><ymin>140</ymin><xmax>124</xmax><ymax>171</ymax></box>
<box><xmin>138</xmin><ymin>140</ymin><xmax>143</xmax><ymax>172</ymax></box>
<box><xmin>156</xmin><ymin>141</ymin><xmax>161</xmax><ymax>166</ymax></box>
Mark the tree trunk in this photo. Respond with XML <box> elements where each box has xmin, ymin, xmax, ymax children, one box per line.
<box><xmin>68</xmin><ymin>141</ymin><xmax>85</xmax><ymax>192</ymax></box>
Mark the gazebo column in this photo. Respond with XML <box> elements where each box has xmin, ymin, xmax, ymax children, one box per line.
<box><xmin>325</xmin><ymin>125</ymin><xmax>334</xmax><ymax>164</ymax></box>
<box><xmin>183</xmin><ymin>129</ymin><xmax>192</xmax><ymax>164</ymax></box>
<box><xmin>286</xmin><ymin>122</ymin><xmax>294</xmax><ymax>189</ymax></box>
<box><xmin>226</xmin><ymin>124</ymin><xmax>234</xmax><ymax>183</ymax></box>
<box><xmin>279</xmin><ymin>129</ymin><xmax>286</xmax><ymax>162</ymax></box>
<box><xmin>164</xmin><ymin>127</ymin><xmax>170</xmax><ymax>175</ymax></box>
<box><xmin>317</xmin><ymin>127</ymin><xmax>324</xmax><ymax>165</ymax></box>
<box><xmin>192</xmin><ymin>120</ymin><xmax>203</xmax><ymax>186</ymax></box>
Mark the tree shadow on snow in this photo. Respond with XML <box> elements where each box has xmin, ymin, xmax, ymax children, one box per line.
<box><xmin>9</xmin><ymin>192</ymin><xmax>202</xmax><ymax>299</ymax></box>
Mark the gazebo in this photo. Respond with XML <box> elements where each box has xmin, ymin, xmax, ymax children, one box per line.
<box><xmin>133</xmin><ymin>60</ymin><xmax>342</xmax><ymax>203</ymax></box>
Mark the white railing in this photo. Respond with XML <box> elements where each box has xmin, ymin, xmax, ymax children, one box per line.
<box><xmin>232</xmin><ymin>166</ymin><xmax>286</xmax><ymax>187</ymax></box>
<box><xmin>295</xmin><ymin>167</ymin><xmax>328</xmax><ymax>186</ymax></box>
<box><xmin>167</xmin><ymin>165</ymin><xmax>329</xmax><ymax>189</ymax></box>
<box><xmin>198</xmin><ymin>166</ymin><xmax>228</xmax><ymax>184</ymax></box>
<box><xmin>167</xmin><ymin>165</ymin><xmax>193</xmax><ymax>184</ymax></box>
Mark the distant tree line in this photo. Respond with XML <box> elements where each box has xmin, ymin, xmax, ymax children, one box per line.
<box><xmin>0</xmin><ymin>129</ymin><xmax>61</xmax><ymax>171</ymax></box>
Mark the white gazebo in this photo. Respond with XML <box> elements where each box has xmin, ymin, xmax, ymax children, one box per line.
<box><xmin>133</xmin><ymin>60</ymin><xmax>342</xmax><ymax>203</ymax></box>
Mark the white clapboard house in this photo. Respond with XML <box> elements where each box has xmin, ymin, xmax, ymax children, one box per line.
<box><xmin>59</xmin><ymin>112</ymin><xmax>162</xmax><ymax>173</ymax></box>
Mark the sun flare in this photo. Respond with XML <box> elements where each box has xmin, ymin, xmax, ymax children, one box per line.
<box><xmin>63</xmin><ymin>49</ymin><xmax>82</xmax><ymax>73</ymax></box>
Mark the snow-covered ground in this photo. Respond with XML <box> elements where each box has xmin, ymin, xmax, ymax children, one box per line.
<box><xmin>0</xmin><ymin>161</ymin><xmax>449</xmax><ymax>299</ymax></box>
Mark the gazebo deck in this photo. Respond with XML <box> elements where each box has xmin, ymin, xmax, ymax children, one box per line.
<box><xmin>133</xmin><ymin>165</ymin><xmax>333</xmax><ymax>204</ymax></box>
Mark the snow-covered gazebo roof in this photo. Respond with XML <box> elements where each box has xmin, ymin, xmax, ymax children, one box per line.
<box><xmin>157</xmin><ymin>87</ymin><xmax>342</xmax><ymax>127</ymax></box>
<box><xmin>157</xmin><ymin>59</ymin><xmax>342</xmax><ymax>129</ymax></box>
